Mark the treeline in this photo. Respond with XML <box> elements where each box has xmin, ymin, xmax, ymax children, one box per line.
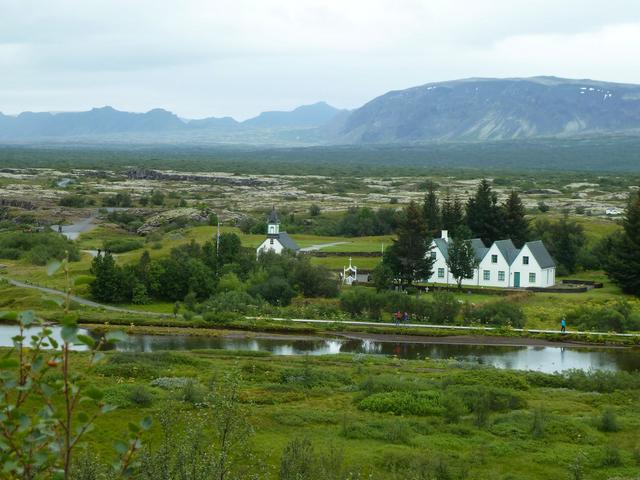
<box><xmin>89</xmin><ymin>233</ymin><xmax>338</xmax><ymax>306</ymax></box>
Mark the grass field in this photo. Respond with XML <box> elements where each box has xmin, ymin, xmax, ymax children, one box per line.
<box><xmin>2</xmin><ymin>346</ymin><xmax>638</xmax><ymax>479</ymax></box>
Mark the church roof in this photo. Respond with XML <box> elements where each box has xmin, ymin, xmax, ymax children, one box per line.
<box><xmin>277</xmin><ymin>232</ymin><xmax>300</xmax><ymax>251</ymax></box>
<box><xmin>268</xmin><ymin>206</ymin><xmax>279</xmax><ymax>224</ymax></box>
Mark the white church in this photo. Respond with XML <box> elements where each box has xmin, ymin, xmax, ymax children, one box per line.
<box><xmin>256</xmin><ymin>207</ymin><xmax>300</xmax><ymax>257</ymax></box>
<box><xmin>427</xmin><ymin>230</ymin><xmax>556</xmax><ymax>288</ymax></box>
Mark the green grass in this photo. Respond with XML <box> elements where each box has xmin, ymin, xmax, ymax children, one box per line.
<box><xmin>2</xmin><ymin>347</ymin><xmax>639</xmax><ymax>479</ymax></box>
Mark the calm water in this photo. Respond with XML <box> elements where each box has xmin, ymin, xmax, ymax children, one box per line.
<box><xmin>1</xmin><ymin>324</ymin><xmax>639</xmax><ymax>374</ymax></box>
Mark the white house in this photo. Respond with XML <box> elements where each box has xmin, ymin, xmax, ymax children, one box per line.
<box><xmin>256</xmin><ymin>207</ymin><xmax>300</xmax><ymax>257</ymax></box>
<box><xmin>427</xmin><ymin>230</ymin><xmax>556</xmax><ymax>288</ymax></box>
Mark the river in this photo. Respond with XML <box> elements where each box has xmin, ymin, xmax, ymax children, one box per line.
<box><xmin>1</xmin><ymin>325</ymin><xmax>638</xmax><ymax>374</ymax></box>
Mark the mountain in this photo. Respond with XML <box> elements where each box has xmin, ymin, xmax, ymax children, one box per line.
<box><xmin>337</xmin><ymin>77</ymin><xmax>640</xmax><ymax>143</ymax></box>
<box><xmin>242</xmin><ymin>102</ymin><xmax>344</xmax><ymax>128</ymax></box>
<box><xmin>0</xmin><ymin>106</ymin><xmax>185</xmax><ymax>138</ymax></box>
<box><xmin>0</xmin><ymin>102</ymin><xmax>342</xmax><ymax>141</ymax></box>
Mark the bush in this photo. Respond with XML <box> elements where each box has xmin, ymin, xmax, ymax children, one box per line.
<box><xmin>467</xmin><ymin>300</ymin><xmax>525</xmax><ymax>328</ymax></box>
<box><xmin>0</xmin><ymin>231</ymin><xmax>80</xmax><ymax>265</ymax></box>
<box><xmin>103</xmin><ymin>239</ymin><xmax>144</xmax><ymax>253</ymax></box>
<box><xmin>599</xmin><ymin>408</ymin><xmax>619</xmax><ymax>432</ymax></box>
<box><xmin>567</xmin><ymin>301</ymin><xmax>640</xmax><ymax>333</ymax></box>
<box><xmin>59</xmin><ymin>194</ymin><xmax>94</xmax><ymax>207</ymax></box>
<box><xmin>358</xmin><ymin>391</ymin><xmax>443</xmax><ymax>416</ymax></box>
<box><xmin>431</xmin><ymin>291</ymin><xmax>461</xmax><ymax>324</ymax></box>
<box><xmin>600</xmin><ymin>445</ymin><xmax>622</xmax><ymax>467</ymax></box>
<box><xmin>127</xmin><ymin>385</ymin><xmax>154</xmax><ymax>407</ymax></box>
<box><xmin>441</xmin><ymin>393</ymin><xmax>467</xmax><ymax>423</ymax></box>
<box><xmin>340</xmin><ymin>287</ymin><xmax>385</xmax><ymax>319</ymax></box>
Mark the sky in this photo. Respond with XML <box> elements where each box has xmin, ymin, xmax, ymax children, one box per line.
<box><xmin>2</xmin><ymin>0</ymin><xmax>640</xmax><ymax>120</ymax></box>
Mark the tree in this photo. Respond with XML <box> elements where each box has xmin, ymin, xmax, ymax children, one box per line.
<box><xmin>383</xmin><ymin>201</ymin><xmax>434</xmax><ymax>287</ymax></box>
<box><xmin>466</xmin><ymin>179</ymin><xmax>503</xmax><ymax>245</ymax></box>
<box><xmin>371</xmin><ymin>262</ymin><xmax>394</xmax><ymax>291</ymax></box>
<box><xmin>309</xmin><ymin>204</ymin><xmax>321</xmax><ymax>217</ymax></box>
<box><xmin>532</xmin><ymin>216</ymin><xmax>586</xmax><ymax>275</ymax></box>
<box><xmin>441</xmin><ymin>192</ymin><xmax>465</xmax><ymax>236</ymax></box>
<box><xmin>89</xmin><ymin>252</ymin><xmax>124</xmax><ymax>303</ymax></box>
<box><xmin>422</xmin><ymin>183</ymin><xmax>441</xmax><ymax>234</ymax></box>
<box><xmin>503</xmin><ymin>190</ymin><xmax>529</xmax><ymax>247</ymax></box>
<box><xmin>446</xmin><ymin>237</ymin><xmax>478</xmax><ymax>289</ymax></box>
<box><xmin>605</xmin><ymin>193</ymin><xmax>640</xmax><ymax>295</ymax></box>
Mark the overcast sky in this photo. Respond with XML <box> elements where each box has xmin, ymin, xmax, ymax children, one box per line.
<box><xmin>2</xmin><ymin>0</ymin><xmax>640</xmax><ymax>119</ymax></box>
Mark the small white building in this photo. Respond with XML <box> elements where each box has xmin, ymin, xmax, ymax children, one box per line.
<box><xmin>256</xmin><ymin>207</ymin><xmax>300</xmax><ymax>257</ymax></box>
<box><xmin>341</xmin><ymin>257</ymin><xmax>370</xmax><ymax>285</ymax></box>
<box><xmin>427</xmin><ymin>230</ymin><xmax>556</xmax><ymax>288</ymax></box>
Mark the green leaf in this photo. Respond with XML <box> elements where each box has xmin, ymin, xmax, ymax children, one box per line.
<box><xmin>46</xmin><ymin>260</ymin><xmax>62</xmax><ymax>276</ymax></box>
<box><xmin>18</xmin><ymin>311</ymin><xmax>35</xmax><ymax>326</ymax></box>
<box><xmin>140</xmin><ymin>416</ymin><xmax>153</xmax><ymax>430</ymax></box>
<box><xmin>113</xmin><ymin>440</ymin><xmax>128</xmax><ymax>455</ymax></box>
<box><xmin>60</xmin><ymin>324</ymin><xmax>78</xmax><ymax>344</ymax></box>
<box><xmin>101</xmin><ymin>404</ymin><xmax>118</xmax><ymax>414</ymax></box>
<box><xmin>105</xmin><ymin>330</ymin><xmax>127</xmax><ymax>343</ymax></box>
<box><xmin>76</xmin><ymin>334</ymin><xmax>96</xmax><ymax>348</ymax></box>
<box><xmin>77</xmin><ymin>411</ymin><xmax>89</xmax><ymax>423</ymax></box>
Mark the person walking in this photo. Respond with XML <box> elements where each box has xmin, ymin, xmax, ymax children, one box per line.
<box><xmin>403</xmin><ymin>311</ymin><xmax>409</xmax><ymax>324</ymax></box>
<box><xmin>395</xmin><ymin>310</ymin><xmax>402</xmax><ymax>327</ymax></box>
<box><xmin>561</xmin><ymin>317</ymin><xmax>566</xmax><ymax>334</ymax></box>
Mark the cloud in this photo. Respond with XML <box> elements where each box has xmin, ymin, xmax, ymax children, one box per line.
<box><xmin>1</xmin><ymin>0</ymin><xmax>640</xmax><ymax>118</ymax></box>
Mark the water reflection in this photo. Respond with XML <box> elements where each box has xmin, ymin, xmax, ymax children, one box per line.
<box><xmin>1</xmin><ymin>324</ymin><xmax>639</xmax><ymax>374</ymax></box>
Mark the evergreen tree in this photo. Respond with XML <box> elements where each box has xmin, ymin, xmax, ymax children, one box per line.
<box><xmin>605</xmin><ymin>194</ymin><xmax>640</xmax><ymax>295</ymax></box>
<box><xmin>422</xmin><ymin>183</ymin><xmax>441</xmax><ymax>234</ymax></box>
<box><xmin>89</xmin><ymin>252</ymin><xmax>124</xmax><ymax>303</ymax></box>
<box><xmin>383</xmin><ymin>201</ymin><xmax>434</xmax><ymax>286</ymax></box>
<box><xmin>446</xmin><ymin>237</ymin><xmax>478</xmax><ymax>289</ymax></box>
<box><xmin>466</xmin><ymin>179</ymin><xmax>503</xmax><ymax>244</ymax></box>
<box><xmin>503</xmin><ymin>190</ymin><xmax>529</xmax><ymax>247</ymax></box>
<box><xmin>531</xmin><ymin>216</ymin><xmax>586</xmax><ymax>275</ymax></box>
<box><xmin>441</xmin><ymin>192</ymin><xmax>465</xmax><ymax>236</ymax></box>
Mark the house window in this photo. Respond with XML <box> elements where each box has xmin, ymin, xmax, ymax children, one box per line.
<box><xmin>483</xmin><ymin>270</ymin><xmax>490</xmax><ymax>281</ymax></box>
<box><xmin>491</xmin><ymin>254</ymin><xmax>498</xmax><ymax>263</ymax></box>
<box><xmin>523</xmin><ymin>256</ymin><xmax>529</xmax><ymax>265</ymax></box>
<box><xmin>498</xmin><ymin>271</ymin><xmax>505</xmax><ymax>281</ymax></box>
<box><xmin>269</xmin><ymin>239</ymin><xmax>274</xmax><ymax>245</ymax></box>
<box><xmin>431</xmin><ymin>251</ymin><xmax>436</xmax><ymax>259</ymax></box>
<box><xmin>438</xmin><ymin>268</ymin><xmax>445</xmax><ymax>278</ymax></box>
<box><xmin>529</xmin><ymin>273</ymin><xmax>536</xmax><ymax>283</ymax></box>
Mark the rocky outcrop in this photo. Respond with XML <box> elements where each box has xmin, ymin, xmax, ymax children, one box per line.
<box><xmin>137</xmin><ymin>208</ymin><xmax>212</xmax><ymax>235</ymax></box>
<box><xmin>126</xmin><ymin>168</ymin><xmax>265</xmax><ymax>186</ymax></box>
<box><xmin>0</xmin><ymin>198</ymin><xmax>36</xmax><ymax>210</ymax></box>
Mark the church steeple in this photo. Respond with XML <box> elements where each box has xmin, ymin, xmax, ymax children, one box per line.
<box><xmin>267</xmin><ymin>206</ymin><xmax>280</xmax><ymax>235</ymax></box>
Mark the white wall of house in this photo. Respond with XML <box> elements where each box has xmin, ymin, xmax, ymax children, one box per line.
<box><xmin>427</xmin><ymin>245</ymin><xmax>453</xmax><ymax>285</ymax></box>
<box><xmin>256</xmin><ymin>237</ymin><xmax>284</xmax><ymax>256</ymax></box>
<box><xmin>476</xmin><ymin>244</ymin><xmax>512</xmax><ymax>288</ymax></box>
<box><xmin>511</xmin><ymin>245</ymin><xmax>555</xmax><ymax>288</ymax></box>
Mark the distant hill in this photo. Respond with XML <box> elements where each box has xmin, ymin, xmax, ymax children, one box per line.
<box><xmin>336</xmin><ymin>77</ymin><xmax>640</xmax><ymax>143</ymax></box>
<box><xmin>242</xmin><ymin>101</ymin><xmax>344</xmax><ymax>128</ymax></box>
<box><xmin>0</xmin><ymin>106</ymin><xmax>185</xmax><ymax>138</ymax></box>
<box><xmin>0</xmin><ymin>102</ymin><xmax>343</xmax><ymax>141</ymax></box>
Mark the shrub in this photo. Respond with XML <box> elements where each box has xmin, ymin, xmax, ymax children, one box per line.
<box><xmin>340</xmin><ymin>287</ymin><xmax>386</xmax><ymax>319</ymax></box>
<box><xmin>127</xmin><ymin>385</ymin><xmax>154</xmax><ymax>407</ymax></box>
<box><xmin>103</xmin><ymin>239</ymin><xmax>144</xmax><ymax>253</ymax></box>
<box><xmin>531</xmin><ymin>407</ymin><xmax>546</xmax><ymax>438</ymax></box>
<box><xmin>567</xmin><ymin>301</ymin><xmax>640</xmax><ymax>333</ymax></box>
<box><xmin>467</xmin><ymin>300</ymin><xmax>525</xmax><ymax>328</ymax></box>
<box><xmin>59</xmin><ymin>194</ymin><xmax>94</xmax><ymax>207</ymax></box>
<box><xmin>358</xmin><ymin>391</ymin><xmax>443</xmax><ymax>416</ymax></box>
<box><xmin>441</xmin><ymin>393</ymin><xmax>467</xmax><ymax>423</ymax></box>
<box><xmin>600</xmin><ymin>445</ymin><xmax>622</xmax><ymax>467</ymax></box>
<box><xmin>280</xmin><ymin>437</ymin><xmax>316</xmax><ymax>480</ymax></box>
<box><xmin>431</xmin><ymin>291</ymin><xmax>461</xmax><ymax>324</ymax></box>
<box><xmin>599</xmin><ymin>408</ymin><xmax>619</xmax><ymax>432</ymax></box>
<box><xmin>0</xmin><ymin>231</ymin><xmax>80</xmax><ymax>265</ymax></box>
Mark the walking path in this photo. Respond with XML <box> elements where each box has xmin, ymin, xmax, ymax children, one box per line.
<box><xmin>6</xmin><ymin>278</ymin><xmax>640</xmax><ymax>339</ymax></box>
<box><xmin>299</xmin><ymin>241</ymin><xmax>350</xmax><ymax>252</ymax></box>
<box><xmin>6</xmin><ymin>279</ymin><xmax>169</xmax><ymax>317</ymax></box>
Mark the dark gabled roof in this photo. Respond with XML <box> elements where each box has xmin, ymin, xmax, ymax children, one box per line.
<box><xmin>433</xmin><ymin>238</ymin><xmax>449</xmax><ymax>261</ymax></box>
<box><xmin>470</xmin><ymin>238</ymin><xmax>489</xmax><ymax>262</ymax></box>
<box><xmin>277</xmin><ymin>232</ymin><xmax>299</xmax><ymax>251</ymax></box>
<box><xmin>494</xmin><ymin>239</ymin><xmax>519</xmax><ymax>265</ymax></box>
<box><xmin>268</xmin><ymin>206</ymin><xmax>279</xmax><ymax>224</ymax></box>
<box><xmin>526</xmin><ymin>240</ymin><xmax>556</xmax><ymax>268</ymax></box>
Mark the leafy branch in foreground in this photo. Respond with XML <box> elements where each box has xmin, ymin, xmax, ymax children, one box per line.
<box><xmin>0</xmin><ymin>310</ymin><xmax>151</xmax><ymax>479</ymax></box>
